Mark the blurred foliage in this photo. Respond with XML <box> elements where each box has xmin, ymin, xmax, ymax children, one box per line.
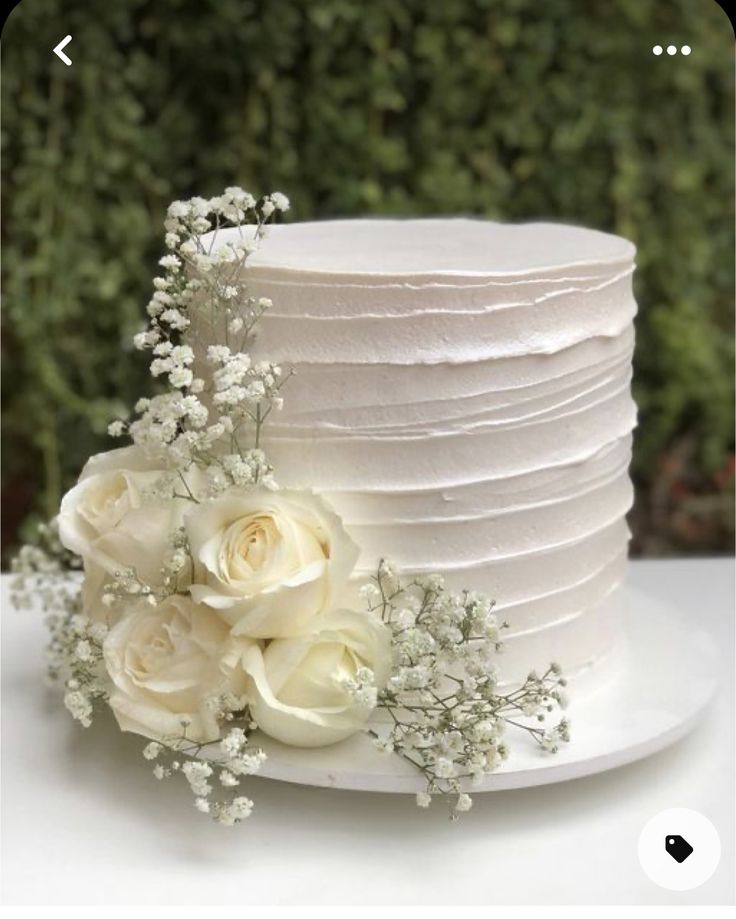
<box><xmin>2</xmin><ymin>0</ymin><xmax>734</xmax><ymax>558</ymax></box>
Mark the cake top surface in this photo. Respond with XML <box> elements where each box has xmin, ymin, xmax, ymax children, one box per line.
<box><xmin>229</xmin><ymin>218</ymin><xmax>635</xmax><ymax>279</ymax></box>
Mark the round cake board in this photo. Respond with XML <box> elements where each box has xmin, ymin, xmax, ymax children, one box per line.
<box><xmin>253</xmin><ymin>583</ymin><xmax>718</xmax><ymax>793</ymax></box>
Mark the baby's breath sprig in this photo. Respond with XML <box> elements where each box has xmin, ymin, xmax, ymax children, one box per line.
<box><xmin>8</xmin><ymin>519</ymin><xmax>108</xmax><ymax>725</ymax></box>
<box><xmin>108</xmin><ymin>188</ymin><xmax>291</xmax><ymax>489</ymax></box>
<box><xmin>34</xmin><ymin>596</ymin><xmax>110</xmax><ymax>728</ymax></box>
<box><xmin>98</xmin><ymin>528</ymin><xmax>194</xmax><ymax>612</ymax></box>
<box><xmin>361</xmin><ymin>560</ymin><xmax>570</xmax><ymax>818</ymax></box>
<box><xmin>144</xmin><ymin>703</ymin><xmax>266</xmax><ymax>825</ymax></box>
<box><xmin>10</xmin><ymin>517</ymin><xmax>82</xmax><ymax>607</ymax></box>
<box><xmin>53</xmin><ymin>612</ymin><xmax>110</xmax><ymax>727</ymax></box>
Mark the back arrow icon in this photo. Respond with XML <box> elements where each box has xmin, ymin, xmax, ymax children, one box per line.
<box><xmin>53</xmin><ymin>35</ymin><xmax>72</xmax><ymax>66</ymax></box>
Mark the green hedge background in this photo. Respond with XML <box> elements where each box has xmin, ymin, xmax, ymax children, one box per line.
<box><xmin>2</xmin><ymin>0</ymin><xmax>734</xmax><ymax>559</ymax></box>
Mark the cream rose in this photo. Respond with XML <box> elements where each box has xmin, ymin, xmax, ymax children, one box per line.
<box><xmin>58</xmin><ymin>446</ymin><xmax>200</xmax><ymax>620</ymax></box>
<box><xmin>235</xmin><ymin>608</ymin><xmax>391</xmax><ymax>747</ymax></box>
<box><xmin>186</xmin><ymin>488</ymin><xmax>359</xmax><ymax>638</ymax></box>
<box><xmin>103</xmin><ymin>593</ymin><xmax>251</xmax><ymax>743</ymax></box>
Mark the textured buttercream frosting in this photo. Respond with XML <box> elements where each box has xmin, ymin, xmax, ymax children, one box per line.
<box><xmin>194</xmin><ymin>218</ymin><xmax>637</xmax><ymax>682</ymax></box>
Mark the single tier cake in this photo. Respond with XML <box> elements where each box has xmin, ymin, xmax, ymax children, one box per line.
<box><xmin>194</xmin><ymin>218</ymin><xmax>637</xmax><ymax>684</ymax></box>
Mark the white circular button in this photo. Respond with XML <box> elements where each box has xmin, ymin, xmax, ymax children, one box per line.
<box><xmin>638</xmin><ymin>808</ymin><xmax>721</xmax><ymax>891</ymax></box>
<box><xmin>653</xmin><ymin>45</ymin><xmax>663</xmax><ymax>56</ymax></box>
<box><xmin>667</xmin><ymin>44</ymin><xmax>678</xmax><ymax>55</ymax></box>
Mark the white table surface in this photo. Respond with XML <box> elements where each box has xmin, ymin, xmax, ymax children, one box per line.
<box><xmin>1</xmin><ymin>559</ymin><xmax>733</xmax><ymax>906</ymax></box>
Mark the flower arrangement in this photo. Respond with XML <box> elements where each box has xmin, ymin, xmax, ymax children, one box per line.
<box><xmin>11</xmin><ymin>189</ymin><xmax>569</xmax><ymax>824</ymax></box>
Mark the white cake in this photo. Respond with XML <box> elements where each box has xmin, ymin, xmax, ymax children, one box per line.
<box><xmin>196</xmin><ymin>218</ymin><xmax>637</xmax><ymax>684</ymax></box>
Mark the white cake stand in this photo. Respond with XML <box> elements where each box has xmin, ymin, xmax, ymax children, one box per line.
<box><xmin>254</xmin><ymin>583</ymin><xmax>718</xmax><ymax>793</ymax></box>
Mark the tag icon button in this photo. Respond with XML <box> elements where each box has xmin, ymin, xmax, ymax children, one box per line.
<box><xmin>639</xmin><ymin>808</ymin><xmax>720</xmax><ymax>890</ymax></box>
<box><xmin>666</xmin><ymin>834</ymin><xmax>694</xmax><ymax>863</ymax></box>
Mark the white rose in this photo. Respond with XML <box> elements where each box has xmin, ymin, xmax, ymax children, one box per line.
<box><xmin>58</xmin><ymin>446</ymin><xmax>200</xmax><ymax>619</ymax></box>
<box><xmin>103</xmin><ymin>594</ymin><xmax>251</xmax><ymax>743</ymax></box>
<box><xmin>186</xmin><ymin>488</ymin><xmax>359</xmax><ymax>638</ymax></box>
<box><xmin>236</xmin><ymin>608</ymin><xmax>391</xmax><ymax>747</ymax></box>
